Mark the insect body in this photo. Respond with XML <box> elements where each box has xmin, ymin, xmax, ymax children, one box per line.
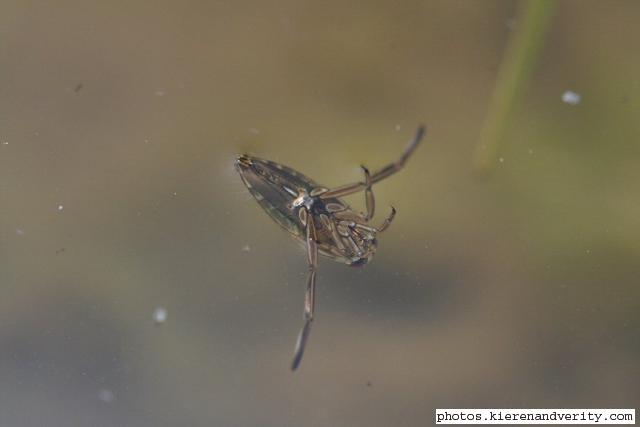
<box><xmin>235</xmin><ymin>126</ymin><xmax>425</xmax><ymax>371</ymax></box>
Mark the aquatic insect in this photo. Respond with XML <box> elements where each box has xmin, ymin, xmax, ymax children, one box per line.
<box><xmin>235</xmin><ymin>126</ymin><xmax>426</xmax><ymax>371</ymax></box>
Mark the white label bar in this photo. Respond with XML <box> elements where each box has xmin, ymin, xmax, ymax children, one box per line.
<box><xmin>435</xmin><ymin>409</ymin><xmax>635</xmax><ymax>424</ymax></box>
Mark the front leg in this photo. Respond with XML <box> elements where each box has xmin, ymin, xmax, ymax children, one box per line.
<box><xmin>291</xmin><ymin>209</ymin><xmax>318</xmax><ymax>371</ymax></box>
<box><xmin>362</xmin><ymin>166</ymin><xmax>375</xmax><ymax>220</ymax></box>
<box><xmin>376</xmin><ymin>206</ymin><xmax>396</xmax><ymax>233</ymax></box>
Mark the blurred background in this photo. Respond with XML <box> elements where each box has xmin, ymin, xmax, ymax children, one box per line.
<box><xmin>1</xmin><ymin>1</ymin><xmax>639</xmax><ymax>426</ymax></box>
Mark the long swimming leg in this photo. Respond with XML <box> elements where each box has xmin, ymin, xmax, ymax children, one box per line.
<box><xmin>291</xmin><ymin>210</ymin><xmax>318</xmax><ymax>371</ymax></box>
<box><xmin>319</xmin><ymin>126</ymin><xmax>425</xmax><ymax>199</ymax></box>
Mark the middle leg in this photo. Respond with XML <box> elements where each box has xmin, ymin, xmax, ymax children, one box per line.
<box><xmin>319</xmin><ymin>126</ymin><xmax>425</xmax><ymax>200</ymax></box>
<box><xmin>319</xmin><ymin>166</ymin><xmax>376</xmax><ymax>219</ymax></box>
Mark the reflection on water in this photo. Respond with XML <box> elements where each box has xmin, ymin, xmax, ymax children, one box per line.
<box><xmin>1</xmin><ymin>1</ymin><xmax>639</xmax><ymax>426</ymax></box>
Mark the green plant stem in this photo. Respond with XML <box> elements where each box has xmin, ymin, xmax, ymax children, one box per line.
<box><xmin>474</xmin><ymin>0</ymin><xmax>556</xmax><ymax>174</ymax></box>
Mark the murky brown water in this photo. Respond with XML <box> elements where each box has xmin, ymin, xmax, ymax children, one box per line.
<box><xmin>1</xmin><ymin>1</ymin><xmax>639</xmax><ymax>426</ymax></box>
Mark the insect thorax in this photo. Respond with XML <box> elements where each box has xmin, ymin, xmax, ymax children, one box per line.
<box><xmin>308</xmin><ymin>200</ymin><xmax>378</xmax><ymax>266</ymax></box>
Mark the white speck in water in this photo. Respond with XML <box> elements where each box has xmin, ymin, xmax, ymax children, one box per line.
<box><xmin>57</xmin><ymin>204</ymin><xmax>64</xmax><ymax>211</ymax></box>
<box><xmin>155</xmin><ymin>90</ymin><xmax>166</xmax><ymax>97</ymax></box>
<box><xmin>153</xmin><ymin>307</ymin><xmax>168</xmax><ymax>323</ymax></box>
<box><xmin>172</xmin><ymin>192</ymin><xmax>178</xmax><ymax>196</ymax></box>
<box><xmin>16</xmin><ymin>228</ymin><xmax>25</xmax><ymax>235</ymax></box>
<box><xmin>98</xmin><ymin>389</ymin><xmax>115</xmax><ymax>403</ymax></box>
<box><xmin>499</xmin><ymin>157</ymin><xmax>505</xmax><ymax>163</ymax></box>
<box><xmin>1</xmin><ymin>141</ymin><xmax>8</xmax><ymax>146</ymax></box>
<box><xmin>249</xmin><ymin>128</ymin><xmax>260</xmax><ymax>135</ymax></box>
<box><xmin>395</xmin><ymin>124</ymin><xmax>401</xmax><ymax>131</ymax></box>
<box><xmin>562</xmin><ymin>90</ymin><xmax>581</xmax><ymax>105</ymax></box>
<box><xmin>528</xmin><ymin>148</ymin><xmax>534</xmax><ymax>155</ymax></box>
<box><xmin>241</xmin><ymin>244</ymin><xmax>251</xmax><ymax>252</ymax></box>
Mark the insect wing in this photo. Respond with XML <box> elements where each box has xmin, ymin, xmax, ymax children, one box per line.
<box><xmin>236</xmin><ymin>156</ymin><xmax>318</xmax><ymax>236</ymax></box>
